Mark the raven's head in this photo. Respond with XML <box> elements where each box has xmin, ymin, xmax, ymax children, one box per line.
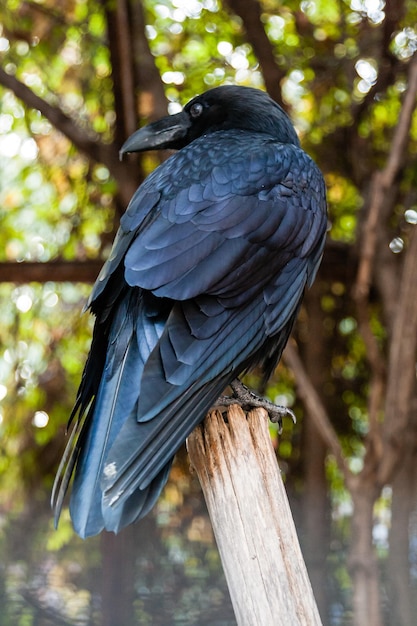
<box><xmin>120</xmin><ymin>85</ymin><xmax>299</xmax><ymax>158</ymax></box>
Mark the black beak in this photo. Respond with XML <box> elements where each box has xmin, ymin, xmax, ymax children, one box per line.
<box><xmin>119</xmin><ymin>111</ymin><xmax>191</xmax><ymax>160</ymax></box>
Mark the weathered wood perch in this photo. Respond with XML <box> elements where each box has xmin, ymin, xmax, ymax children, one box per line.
<box><xmin>187</xmin><ymin>405</ymin><xmax>322</xmax><ymax>626</ymax></box>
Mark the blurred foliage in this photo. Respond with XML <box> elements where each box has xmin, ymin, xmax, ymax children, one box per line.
<box><xmin>0</xmin><ymin>0</ymin><xmax>416</xmax><ymax>624</ymax></box>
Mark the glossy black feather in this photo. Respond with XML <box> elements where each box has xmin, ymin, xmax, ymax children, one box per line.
<box><xmin>52</xmin><ymin>86</ymin><xmax>327</xmax><ymax>537</ymax></box>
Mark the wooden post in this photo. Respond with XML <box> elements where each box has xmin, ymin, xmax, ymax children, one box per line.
<box><xmin>187</xmin><ymin>405</ymin><xmax>322</xmax><ymax>626</ymax></box>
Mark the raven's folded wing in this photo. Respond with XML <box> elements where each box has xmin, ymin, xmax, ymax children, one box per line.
<box><xmin>54</xmin><ymin>130</ymin><xmax>327</xmax><ymax>537</ymax></box>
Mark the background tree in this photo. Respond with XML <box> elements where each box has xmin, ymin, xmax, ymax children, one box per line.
<box><xmin>0</xmin><ymin>1</ymin><xmax>416</xmax><ymax>624</ymax></box>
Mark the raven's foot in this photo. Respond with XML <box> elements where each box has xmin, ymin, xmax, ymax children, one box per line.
<box><xmin>214</xmin><ymin>379</ymin><xmax>296</xmax><ymax>433</ymax></box>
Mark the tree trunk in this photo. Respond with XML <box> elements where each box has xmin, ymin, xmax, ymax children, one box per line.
<box><xmin>348</xmin><ymin>486</ymin><xmax>383</xmax><ymax>626</ymax></box>
<box><xmin>386</xmin><ymin>404</ymin><xmax>417</xmax><ymax>626</ymax></box>
<box><xmin>301</xmin><ymin>286</ymin><xmax>331</xmax><ymax>624</ymax></box>
<box><xmin>302</xmin><ymin>424</ymin><xmax>329</xmax><ymax>623</ymax></box>
<box><xmin>101</xmin><ymin>527</ymin><xmax>135</xmax><ymax>626</ymax></box>
<box><xmin>187</xmin><ymin>405</ymin><xmax>322</xmax><ymax>626</ymax></box>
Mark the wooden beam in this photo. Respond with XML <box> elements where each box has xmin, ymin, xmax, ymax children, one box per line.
<box><xmin>187</xmin><ymin>405</ymin><xmax>322</xmax><ymax>626</ymax></box>
<box><xmin>0</xmin><ymin>260</ymin><xmax>102</xmax><ymax>284</ymax></box>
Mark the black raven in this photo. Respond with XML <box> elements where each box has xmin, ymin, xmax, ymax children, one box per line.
<box><xmin>52</xmin><ymin>85</ymin><xmax>327</xmax><ymax>538</ymax></box>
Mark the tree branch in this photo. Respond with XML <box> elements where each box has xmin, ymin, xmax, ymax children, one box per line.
<box><xmin>0</xmin><ymin>67</ymin><xmax>102</xmax><ymax>160</ymax></box>
<box><xmin>20</xmin><ymin>589</ymin><xmax>82</xmax><ymax>626</ymax></box>
<box><xmin>354</xmin><ymin>51</ymin><xmax>417</xmax><ymax>301</ymax></box>
<box><xmin>0</xmin><ymin>66</ymin><xmax>138</xmax><ymax>205</ymax></box>
<box><xmin>104</xmin><ymin>0</ymin><xmax>139</xmax><ymax>146</ymax></box>
<box><xmin>222</xmin><ymin>0</ymin><xmax>286</xmax><ymax>108</ymax></box>
<box><xmin>352</xmin><ymin>0</ymin><xmax>406</xmax><ymax>125</ymax></box>
<box><xmin>130</xmin><ymin>0</ymin><xmax>169</xmax><ymax>121</ymax></box>
<box><xmin>378</xmin><ymin>224</ymin><xmax>417</xmax><ymax>485</ymax></box>
<box><xmin>351</xmin><ymin>52</ymin><xmax>417</xmax><ymax>464</ymax></box>
<box><xmin>283</xmin><ymin>342</ymin><xmax>351</xmax><ymax>485</ymax></box>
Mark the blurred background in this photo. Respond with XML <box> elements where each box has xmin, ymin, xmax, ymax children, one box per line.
<box><xmin>0</xmin><ymin>0</ymin><xmax>417</xmax><ymax>624</ymax></box>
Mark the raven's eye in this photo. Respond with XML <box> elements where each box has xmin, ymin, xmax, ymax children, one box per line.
<box><xmin>189</xmin><ymin>102</ymin><xmax>203</xmax><ymax>118</ymax></box>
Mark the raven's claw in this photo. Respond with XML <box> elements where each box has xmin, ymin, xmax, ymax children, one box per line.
<box><xmin>214</xmin><ymin>378</ymin><xmax>296</xmax><ymax>433</ymax></box>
